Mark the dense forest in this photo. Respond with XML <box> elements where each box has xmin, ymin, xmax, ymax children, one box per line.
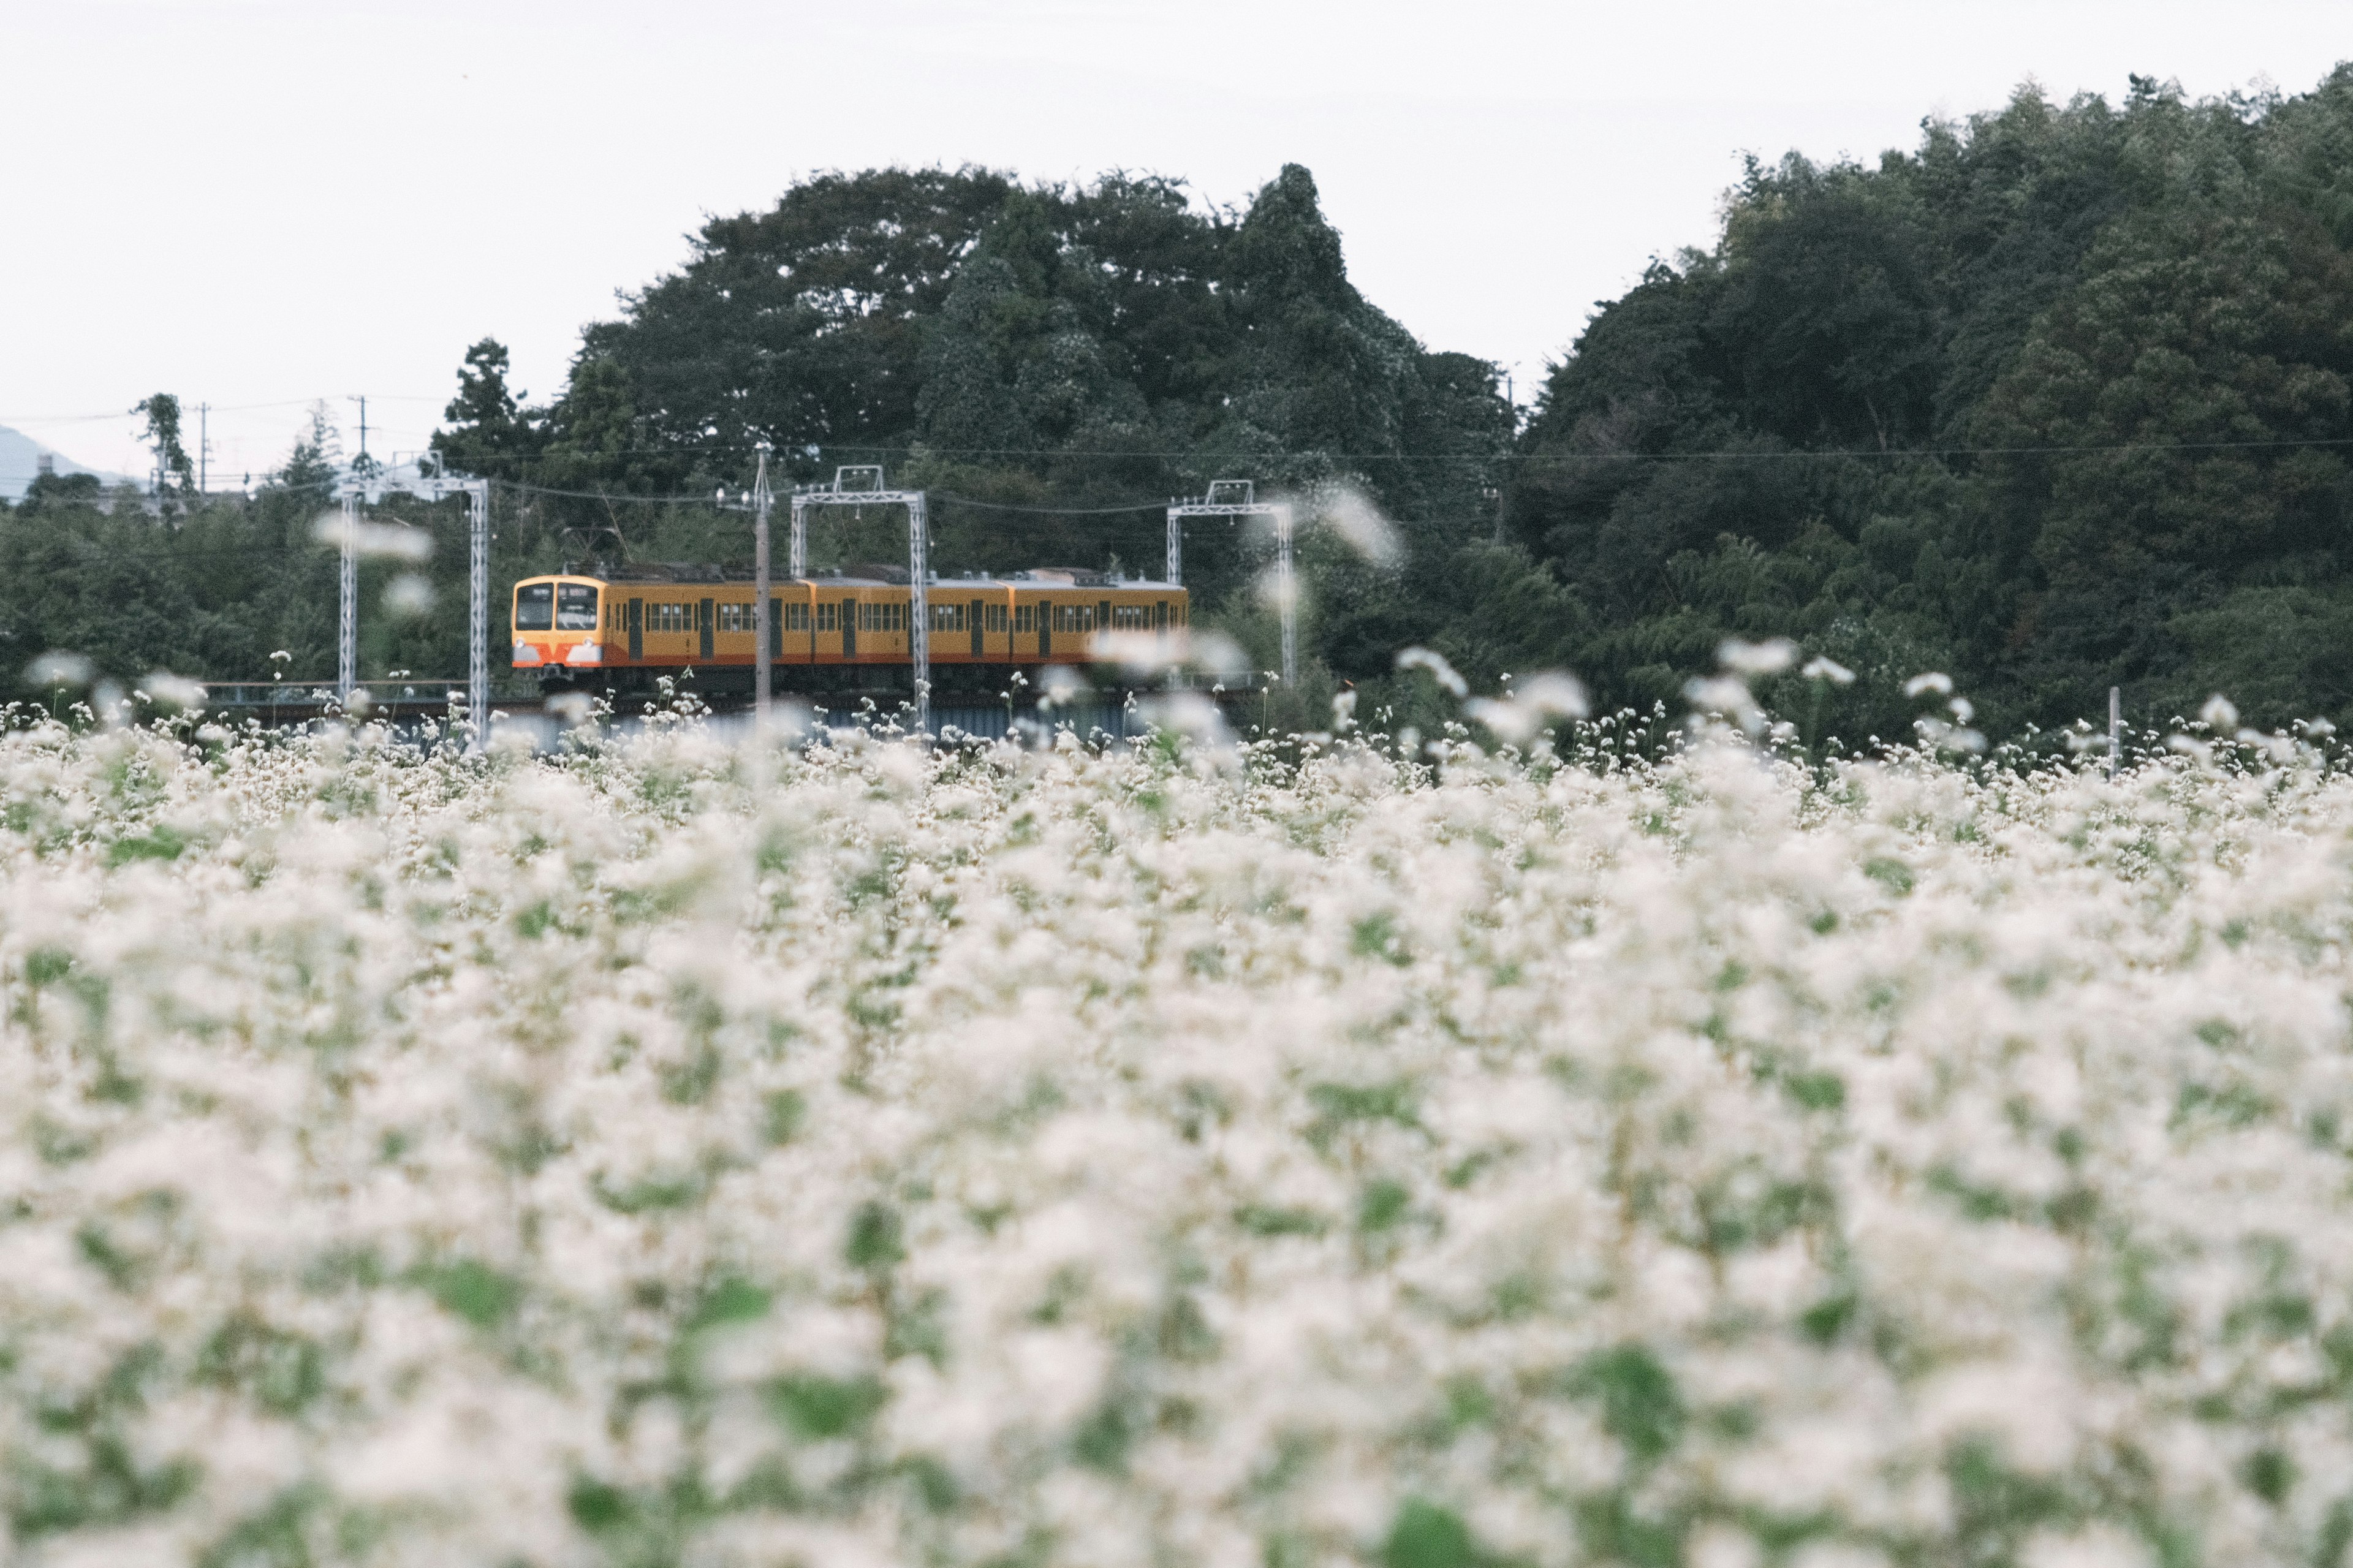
<box><xmin>9</xmin><ymin>65</ymin><xmax>2353</xmax><ymax>741</ymax></box>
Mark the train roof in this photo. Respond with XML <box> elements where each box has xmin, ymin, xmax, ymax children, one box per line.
<box><xmin>544</xmin><ymin>562</ymin><xmax>1180</xmax><ymax>591</ymax></box>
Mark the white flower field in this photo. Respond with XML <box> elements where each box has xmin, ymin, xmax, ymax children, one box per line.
<box><xmin>5</xmin><ymin>702</ymin><xmax>2353</xmax><ymax>1567</ymax></box>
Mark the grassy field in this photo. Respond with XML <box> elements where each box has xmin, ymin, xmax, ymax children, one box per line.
<box><xmin>3</xmin><ymin>702</ymin><xmax>2351</xmax><ymax>1567</ymax></box>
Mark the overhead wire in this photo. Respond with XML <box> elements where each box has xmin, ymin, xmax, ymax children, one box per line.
<box><xmin>13</xmin><ymin>430</ymin><xmax>2353</xmax><ymax>520</ymax></box>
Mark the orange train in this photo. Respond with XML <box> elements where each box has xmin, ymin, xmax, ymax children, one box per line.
<box><xmin>511</xmin><ymin>563</ymin><xmax>1189</xmax><ymax>692</ymax></box>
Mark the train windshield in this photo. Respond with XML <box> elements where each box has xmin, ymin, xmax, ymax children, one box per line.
<box><xmin>557</xmin><ymin>583</ymin><xmax>599</xmax><ymax>631</ymax></box>
<box><xmin>515</xmin><ymin>582</ymin><xmax>553</xmax><ymax>631</ymax></box>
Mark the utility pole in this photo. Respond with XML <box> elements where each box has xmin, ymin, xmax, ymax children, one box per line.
<box><xmin>348</xmin><ymin>395</ymin><xmax>369</xmax><ymax>472</ymax></box>
<box><xmin>468</xmin><ymin>482</ymin><xmax>488</xmax><ymax>751</ymax></box>
<box><xmin>197</xmin><ymin>403</ymin><xmax>208</xmax><ymax>494</ymax></box>
<box><xmin>337</xmin><ymin>492</ymin><xmax>359</xmax><ymax>703</ymax></box>
<box><xmin>2118</xmin><ymin>683</ymin><xmax>2136</xmax><ymax>781</ymax></box>
<box><xmin>752</xmin><ymin>445</ymin><xmax>773</xmax><ymax>732</ymax></box>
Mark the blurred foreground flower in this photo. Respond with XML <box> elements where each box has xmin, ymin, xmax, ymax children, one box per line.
<box><xmin>0</xmin><ymin>712</ymin><xmax>2344</xmax><ymax>1566</ymax></box>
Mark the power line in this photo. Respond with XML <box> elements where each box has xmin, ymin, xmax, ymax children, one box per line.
<box><xmin>406</xmin><ymin>432</ymin><xmax>2353</xmax><ymax>467</ymax></box>
<box><xmin>15</xmin><ymin>430</ymin><xmax>2353</xmax><ymax>514</ymax></box>
<box><xmin>935</xmin><ymin>493</ymin><xmax>1168</xmax><ymax>515</ymax></box>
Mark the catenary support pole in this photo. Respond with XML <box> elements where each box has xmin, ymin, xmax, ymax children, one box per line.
<box><xmin>1169</xmin><ymin>482</ymin><xmax>1290</xmax><ymax>684</ymax></box>
<box><xmin>1276</xmin><ymin>503</ymin><xmax>1297</xmax><ymax>687</ymax></box>
<box><xmin>908</xmin><ymin>493</ymin><xmax>930</xmax><ymax>737</ymax></box>
<box><xmin>753</xmin><ymin>448</ymin><xmax>773</xmax><ymax>732</ymax></box>
<box><xmin>468</xmin><ymin>482</ymin><xmax>488</xmax><ymax>754</ymax></box>
<box><xmin>2109</xmin><ymin>686</ymin><xmax>2121</xmax><ymax>780</ymax></box>
<box><xmin>337</xmin><ymin>492</ymin><xmax>358</xmax><ymax>703</ymax></box>
<box><xmin>788</xmin><ymin>493</ymin><xmax>806</xmax><ymax>580</ymax></box>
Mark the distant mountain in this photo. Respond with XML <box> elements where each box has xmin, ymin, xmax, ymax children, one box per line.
<box><xmin>0</xmin><ymin>425</ymin><xmax>133</xmax><ymax>501</ymax></box>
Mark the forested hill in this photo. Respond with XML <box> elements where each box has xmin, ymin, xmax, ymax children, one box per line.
<box><xmin>431</xmin><ymin>164</ymin><xmax>1515</xmax><ymax>621</ymax></box>
<box><xmin>1511</xmin><ymin>68</ymin><xmax>2353</xmax><ymax>738</ymax></box>
<box><xmin>10</xmin><ymin>69</ymin><xmax>2353</xmax><ymax>740</ymax></box>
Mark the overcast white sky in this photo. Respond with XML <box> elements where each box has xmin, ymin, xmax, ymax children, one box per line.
<box><xmin>4</xmin><ymin>1</ymin><xmax>2346</xmax><ymax>488</ymax></box>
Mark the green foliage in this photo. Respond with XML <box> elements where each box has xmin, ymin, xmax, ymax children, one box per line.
<box><xmin>1509</xmin><ymin>67</ymin><xmax>2353</xmax><ymax>733</ymax></box>
<box><xmin>1383</xmin><ymin>1499</ymin><xmax>1481</xmax><ymax>1568</ymax></box>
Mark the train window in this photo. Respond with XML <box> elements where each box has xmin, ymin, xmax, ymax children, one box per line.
<box><xmin>788</xmin><ymin>602</ymin><xmax>811</xmax><ymax>632</ymax></box>
<box><xmin>556</xmin><ymin>584</ymin><xmax>597</xmax><ymax>631</ymax></box>
<box><xmin>930</xmin><ymin>602</ymin><xmax>965</xmax><ymax>632</ymax></box>
<box><xmin>817</xmin><ymin>602</ymin><xmax>837</xmax><ymax>632</ymax></box>
<box><xmin>718</xmin><ymin>603</ymin><xmax>743</xmax><ymax>634</ymax></box>
<box><xmin>985</xmin><ymin>604</ymin><xmax>1008</xmax><ymax>634</ymax></box>
<box><xmin>515</xmin><ymin>583</ymin><xmax>553</xmax><ymax>631</ymax></box>
<box><xmin>1014</xmin><ymin>604</ymin><xmax>1036</xmax><ymax>634</ymax></box>
<box><xmin>1050</xmin><ymin>604</ymin><xmax>1096</xmax><ymax>634</ymax></box>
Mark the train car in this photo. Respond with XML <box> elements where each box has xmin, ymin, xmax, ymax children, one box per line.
<box><xmin>510</xmin><ymin>564</ymin><xmax>1189</xmax><ymax>694</ymax></box>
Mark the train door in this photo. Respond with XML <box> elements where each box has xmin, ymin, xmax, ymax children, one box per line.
<box><xmin>970</xmin><ymin>599</ymin><xmax>983</xmax><ymax>657</ymax></box>
<box><xmin>843</xmin><ymin>598</ymin><xmax>857</xmax><ymax>659</ymax></box>
<box><xmin>768</xmin><ymin>594</ymin><xmax>784</xmax><ymax>665</ymax></box>
<box><xmin>1039</xmin><ymin>602</ymin><xmax>1051</xmax><ymax>659</ymax></box>
<box><xmin>699</xmin><ymin>599</ymin><xmax>714</xmax><ymax>661</ymax></box>
<box><xmin>628</xmin><ymin>599</ymin><xmax>642</xmax><ymax>660</ymax></box>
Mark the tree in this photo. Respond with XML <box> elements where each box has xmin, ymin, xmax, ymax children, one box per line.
<box><xmin>580</xmin><ymin>167</ymin><xmax>1021</xmax><ymax>472</ymax></box>
<box><xmin>133</xmin><ymin>393</ymin><xmax>195</xmax><ymax>497</ymax></box>
<box><xmin>431</xmin><ymin>338</ymin><xmax>540</xmax><ymax>480</ymax></box>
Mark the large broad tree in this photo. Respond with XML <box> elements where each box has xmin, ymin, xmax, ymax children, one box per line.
<box><xmin>507</xmin><ymin>163</ymin><xmax>1513</xmax><ymax>683</ymax></box>
<box><xmin>579</xmin><ymin>167</ymin><xmax>1020</xmax><ymax>472</ymax></box>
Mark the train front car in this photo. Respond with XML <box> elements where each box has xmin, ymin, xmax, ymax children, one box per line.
<box><xmin>511</xmin><ymin>574</ymin><xmax>608</xmax><ymax>690</ymax></box>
